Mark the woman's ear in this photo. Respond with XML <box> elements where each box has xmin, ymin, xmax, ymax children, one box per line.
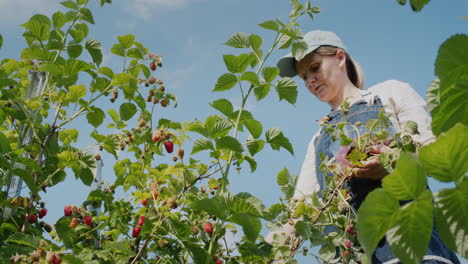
<box><xmin>336</xmin><ymin>49</ymin><xmax>347</xmax><ymax>68</ymax></box>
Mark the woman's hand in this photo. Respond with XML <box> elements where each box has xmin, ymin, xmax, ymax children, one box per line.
<box><xmin>352</xmin><ymin>144</ymin><xmax>390</xmax><ymax>180</ymax></box>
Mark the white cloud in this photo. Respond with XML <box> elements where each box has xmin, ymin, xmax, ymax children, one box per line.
<box><xmin>0</xmin><ymin>0</ymin><xmax>57</xmax><ymax>27</ymax></box>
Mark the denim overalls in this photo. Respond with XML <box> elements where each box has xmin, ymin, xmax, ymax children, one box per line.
<box><xmin>313</xmin><ymin>94</ymin><xmax>460</xmax><ymax>264</ymax></box>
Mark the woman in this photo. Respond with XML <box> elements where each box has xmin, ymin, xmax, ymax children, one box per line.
<box><xmin>271</xmin><ymin>30</ymin><xmax>460</xmax><ymax>264</ymax></box>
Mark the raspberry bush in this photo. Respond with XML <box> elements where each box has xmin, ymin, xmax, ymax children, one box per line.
<box><xmin>0</xmin><ymin>0</ymin><xmax>466</xmax><ymax>263</ymax></box>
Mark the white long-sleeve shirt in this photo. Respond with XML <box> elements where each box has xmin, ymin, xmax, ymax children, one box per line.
<box><xmin>293</xmin><ymin>80</ymin><xmax>436</xmax><ymax>199</ymax></box>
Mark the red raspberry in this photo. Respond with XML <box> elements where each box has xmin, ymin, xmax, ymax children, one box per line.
<box><xmin>64</xmin><ymin>205</ymin><xmax>72</xmax><ymax>216</ymax></box>
<box><xmin>132</xmin><ymin>226</ymin><xmax>141</xmax><ymax>237</ymax></box>
<box><xmin>83</xmin><ymin>215</ymin><xmax>93</xmax><ymax>227</ymax></box>
<box><xmin>38</xmin><ymin>208</ymin><xmax>47</xmax><ymax>219</ymax></box>
<box><xmin>344</xmin><ymin>239</ymin><xmax>352</xmax><ymax>249</ymax></box>
<box><xmin>138</xmin><ymin>215</ymin><xmax>146</xmax><ymax>226</ymax></box>
<box><xmin>28</xmin><ymin>214</ymin><xmax>37</xmax><ymax>223</ymax></box>
<box><xmin>141</xmin><ymin>198</ymin><xmax>148</xmax><ymax>206</ymax></box>
<box><xmin>347</xmin><ymin>226</ymin><xmax>356</xmax><ymax>235</ymax></box>
<box><xmin>150</xmin><ymin>62</ymin><xmax>157</xmax><ymax>71</ymax></box>
<box><xmin>203</xmin><ymin>222</ymin><xmax>213</xmax><ymax>234</ymax></box>
<box><xmin>53</xmin><ymin>254</ymin><xmax>62</xmax><ymax>264</ymax></box>
<box><xmin>164</xmin><ymin>141</ymin><xmax>174</xmax><ymax>153</ymax></box>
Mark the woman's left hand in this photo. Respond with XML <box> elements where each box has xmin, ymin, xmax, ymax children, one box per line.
<box><xmin>352</xmin><ymin>144</ymin><xmax>390</xmax><ymax>180</ymax></box>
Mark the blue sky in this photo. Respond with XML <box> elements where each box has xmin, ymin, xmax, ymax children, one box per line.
<box><xmin>1</xmin><ymin>0</ymin><xmax>467</xmax><ymax>262</ymax></box>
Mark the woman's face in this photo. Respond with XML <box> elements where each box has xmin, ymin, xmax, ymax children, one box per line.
<box><xmin>295</xmin><ymin>50</ymin><xmax>347</xmax><ymax>104</ymax></box>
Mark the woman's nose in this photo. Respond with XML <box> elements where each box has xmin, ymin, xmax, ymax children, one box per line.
<box><xmin>305</xmin><ymin>73</ymin><xmax>316</xmax><ymax>87</ymax></box>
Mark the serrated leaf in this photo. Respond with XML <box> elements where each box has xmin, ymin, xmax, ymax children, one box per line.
<box><xmin>211</xmin><ymin>120</ymin><xmax>232</xmax><ymax>138</ymax></box>
<box><xmin>262</xmin><ymin>67</ymin><xmax>279</xmax><ymax>83</ymax></box>
<box><xmin>240</xmin><ymin>71</ymin><xmax>259</xmax><ymax>85</ymax></box>
<box><xmin>68</xmin><ymin>84</ymin><xmax>86</xmax><ymax>102</ymax></box>
<box><xmin>190</xmin><ymin>198</ymin><xmax>227</xmax><ymax>219</ymax></box>
<box><xmin>225</xmin><ymin>32</ymin><xmax>250</xmax><ymax>48</ymax></box>
<box><xmin>249</xmin><ymin>34</ymin><xmax>262</xmax><ymax>50</ymax></box>
<box><xmin>419</xmin><ymin>123</ymin><xmax>467</xmax><ymax>183</ymax></box>
<box><xmin>216</xmin><ymin>136</ymin><xmax>243</xmax><ymax>153</ymax></box>
<box><xmin>86</xmin><ymin>106</ymin><xmax>105</xmax><ymax>127</ymax></box>
<box><xmin>435</xmin><ymin>34</ymin><xmax>468</xmax><ymax>90</ymax></box>
<box><xmin>434</xmin><ymin>185</ymin><xmax>468</xmax><ymax>257</ymax></box>
<box><xmin>0</xmin><ymin>132</ymin><xmax>10</xmax><ymax>153</ymax></box>
<box><xmin>79</xmin><ymin>8</ymin><xmax>94</xmax><ymax>24</ymax></box>
<box><xmin>253</xmin><ymin>83</ymin><xmax>271</xmax><ymax>101</ymax></box>
<box><xmin>107</xmin><ymin>109</ymin><xmax>119</xmax><ymax>122</ymax></box>
<box><xmin>292</xmin><ymin>40</ymin><xmax>308</xmax><ymax>61</ymax></box>
<box><xmin>276</xmin><ymin>167</ymin><xmax>290</xmax><ymax>186</ymax></box>
<box><xmin>246</xmin><ymin>139</ymin><xmax>264</xmax><ymax>156</ymax></box>
<box><xmin>229</xmin><ymin>213</ymin><xmax>261</xmax><ymax>242</ymax></box>
<box><xmin>67</xmin><ymin>42</ymin><xmax>83</xmax><ymax>58</ymax></box>
<box><xmin>210</xmin><ymin>99</ymin><xmax>233</xmax><ymax>118</ymax></box>
<box><xmin>243</xmin><ymin>155</ymin><xmax>257</xmax><ymax>172</ymax></box>
<box><xmin>112</xmin><ymin>72</ymin><xmax>133</xmax><ymax>86</ymax></box>
<box><xmin>191</xmin><ymin>138</ymin><xmax>214</xmax><ymax>154</ymax></box>
<box><xmin>357</xmin><ymin>189</ymin><xmax>399</xmax><ymax>262</ymax></box>
<box><xmin>409</xmin><ymin>0</ymin><xmax>430</xmax><ymax>11</ymax></box>
<box><xmin>117</xmin><ymin>34</ymin><xmax>135</xmax><ymax>49</ymax></box>
<box><xmin>52</xmin><ymin>11</ymin><xmax>66</xmax><ymax>28</ymax></box>
<box><xmin>258</xmin><ymin>20</ymin><xmax>279</xmax><ymax>31</ymax></box>
<box><xmin>387</xmin><ymin>190</ymin><xmax>433</xmax><ymax>264</ymax></box>
<box><xmin>61</xmin><ymin>0</ymin><xmax>79</xmax><ymax>10</ymax></box>
<box><xmin>382</xmin><ymin>152</ymin><xmax>427</xmax><ymax>200</ymax></box>
<box><xmin>85</xmin><ymin>39</ymin><xmax>103</xmax><ymax>66</ymax></box>
<box><xmin>58</xmin><ymin>128</ymin><xmax>79</xmax><ymax>145</ymax></box>
<box><xmin>213</xmin><ymin>73</ymin><xmax>238</xmax><ymax>92</ymax></box>
<box><xmin>119</xmin><ymin>102</ymin><xmax>137</xmax><ymax>121</ymax></box>
<box><xmin>244</xmin><ymin>119</ymin><xmax>262</xmax><ymax>139</ymax></box>
<box><xmin>275</xmin><ymin>77</ymin><xmax>298</xmax><ymax>105</ymax></box>
<box><xmin>223</xmin><ymin>54</ymin><xmax>251</xmax><ymax>73</ymax></box>
<box><xmin>265</xmin><ymin>127</ymin><xmax>294</xmax><ymax>155</ymax></box>
<box><xmin>430</xmin><ymin>78</ymin><xmax>468</xmax><ymax>136</ymax></box>
<box><xmin>6</xmin><ymin>232</ymin><xmax>42</xmax><ymax>248</ymax></box>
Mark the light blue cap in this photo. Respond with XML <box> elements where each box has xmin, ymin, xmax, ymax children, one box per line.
<box><xmin>277</xmin><ymin>30</ymin><xmax>347</xmax><ymax>77</ymax></box>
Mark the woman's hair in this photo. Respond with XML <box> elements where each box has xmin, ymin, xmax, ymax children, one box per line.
<box><xmin>314</xmin><ymin>46</ymin><xmax>365</xmax><ymax>89</ymax></box>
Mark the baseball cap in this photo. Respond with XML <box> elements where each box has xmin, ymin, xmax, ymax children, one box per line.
<box><xmin>276</xmin><ymin>30</ymin><xmax>347</xmax><ymax>77</ymax></box>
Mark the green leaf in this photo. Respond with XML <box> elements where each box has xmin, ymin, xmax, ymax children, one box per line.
<box><xmin>430</xmin><ymin>78</ymin><xmax>468</xmax><ymax>136</ymax></box>
<box><xmin>292</xmin><ymin>40</ymin><xmax>308</xmax><ymax>61</ymax></box>
<box><xmin>210</xmin><ymin>99</ymin><xmax>233</xmax><ymax>118</ymax></box>
<box><xmin>190</xmin><ymin>198</ymin><xmax>227</xmax><ymax>219</ymax></box>
<box><xmin>244</xmin><ymin>119</ymin><xmax>262</xmax><ymax>139</ymax></box>
<box><xmin>22</xmin><ymin>15</ymin><xmax>51</xmax><ymax>41</ymax></box>
<box><xmin>67</xmin><ymin>42</ymin><xmax>83</xmax><ymax>58</ymax></box>
<box><xmin>79</xmin><ymin>8</ymin><xmax>95</xmax><ymax>24</ymax></box>
<box><xmin>107</xmin><ymin>109</ymin><xmax>119</xmax><ymax>122</ymax></box>
<box><xmin>213</xmin><ymin>73</ymin><xmax>238</xmax><ymax>92</ymax></box>
<box><xmin>243</xmin><ymin>155</ymin><xmax>257</xmax><ymax>172</ymax></box>
<box><xmin>216</xmin><ymin>136</ymin><xmax>243</xmax><ymax>153</ymax></box>
<box><xmin>246</xmin><ymin>139</ymin><xmax>265</xmax><ymax>156</ymax></box>
<box><xmin>434</xmin><ymin>184</ymin><xmax>468</xmax><ymax>258</ymax></box>
<box><xmin>419</xmin><ymin>124</ymin><xmax>467</xmax><ymax>183</ymax></box>
<box><xmin>249</xmin><ymin>34</ymin><xmax>262</xmax><ymax>50</ymax></box>
<box><xmin>52</xmin><ymin>11</ymin><xmax>67</xmax><ymax>29</ymax></box>
<box><xmin>319</xmin><ymin>243</ymin><xmax>337</xmax><ymax>262</ymax></box>
<box><xmin>0</xmin><ymin>132</ymin><xmax>11</xmax><ymax>153</ymax></box>
<box><xmin>229</xmin><ymin>213</ymin><xmax>261</xmax><ymax>242</ymax></box>
<box><xmin>112</xmin><ymin>72</ymin><xmax>133</xmax><ymax>86</ymax></box>
<box><xmin>58</xmin><ymin>128</ymin><xmax>79</xmax><ymax>145</ymax></box>
<box><xmin>68</xmin><ymin>84</ymin><xmax>86</xmax><ymax>102</ymax></box>
<box><xmin>382</xmin><ymin>152</ymin><xmax>427</xmax><ymax>200</ymax></box>
<box><xmin>426</xmin><ymin>78</ymin><xmax>440</xmax><ymax>112</ymax></box>
<box><xmin>240</xmin><ymin>71</ymin><xmax>259</xmax><ymax>85</ymax></box>
<box><xmin>6</xmin><ymin>233</ymin><xmax>42</xmax><ymax>248</ymax></box>
<box><xmin>86</xmin><ymin>106</ymin><xmax>105</xmax><ymax>127</ymax></box>
<box><xmin>0</xmin><ymin>34</ymin><xmax>3</xmax><ymax>49</ymax></box>
<box><xmin>435</xmin><ymin>34</ymin><xmax>468</xmax><ymax>90</ymax></box>
<box><xmin>55</xmin><ymin>217</ymin><xmax>78</xmax><ymax>248</ymax></box>
<box><xmin>265</xmin><ymin>127</ymin><xmax>294</xmax><ymax>155</ymax></box>
<box><xmin>357</xmin><ymin>189</ymin><xmax>399</xmax><ymax>262</ymax></box>
<box><xmin>117</xmin><ymin>34</ymin><xmax>135</xmax><ymax>49</ymax></box>
<box><xmin>224</xmin><ymin>32</ymin><xmax>250</xmax><ymax>48</ymax></box>
<box><xmin>387</xmin><ymin>190</ymin><xmax>433</xmax><ymax>264</ymax></box>
<box><xmin>119</xmin><ymin>102</ymin><xmax>137</xmax><ymax>121</ymax></box>
<box><xmin>37</xmin><ymin>64</ymin><xmax>61</xmax><ymax>74</ymax></box>
<box><xmin>85</xmin><ymin>39</ymin><xmax>103</xmax><ymax>66</ymax></box>
<box><xmin>409</xmin><ymin>0</ymin><xmax>430</xmax><ymax>11</ymax></box>
<box><xmin>211</xmin><ymin>120</ymin><xmax>233</xmax><ymax>138</ymax></box>
<box><xmin>258</xmin><ymin>20</ymin><xmax>279</xmax><ymax>31</ymax></box>
<box><xmin>276</xmin><ymin>167</ymin><xmax>290</xmax><ymax>186</ymax></box>
<box><xmin>191</xmin><ymin>138</ymin><xmax>214</xmax><ymax>154</ymax></box>
<box><xmin>111</xmin><ymin>43</ymin><xmax>125</xmax><ymax>56</ymax></box>
<box><xmin>61</xmin><ymin>0</ymin><xmax>79</xmax><ymax>10</ymax></box>
<box><xmin>223</xmin><ymin>54</ymin><xmax>251</xmax><ymax>73</ymax></box>
<box><xmin>253</xmin><ymin>83</ymin><xmax>271</xmax><ymax>101</ymax></box>
<box><xmin>183</xmin><ymin>242</ymin><xmax>210</xmax><ymax>264</ymax></box>
<box><xmin>262</xmin><ymin>67</ymin><xmax>279</xmax><ymax>83</ymax></box>
<box><xmin>275</xmin><ymin>77</ymin><xmax>298</xmax><ymax>105</ymax></box>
